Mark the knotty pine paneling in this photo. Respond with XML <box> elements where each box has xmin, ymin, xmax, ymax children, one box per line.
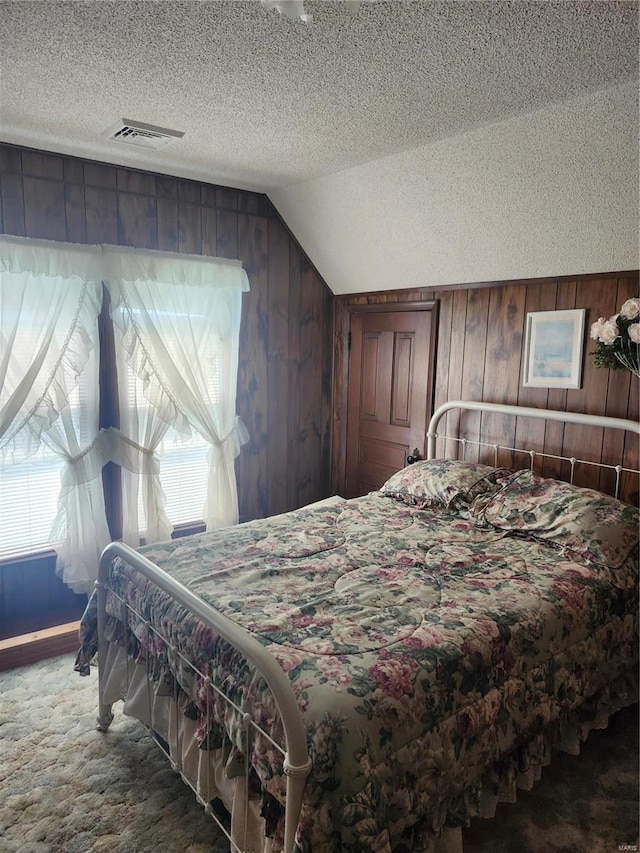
<box><xmin>0</xmin><ymin>142</ymin><xmax>334</xmax><ymax>637</ymax></box>
<box><xmin>333</xmin><ymin>271</ymin><xmax>639</xmax><ymax>503</ymax></box>
<box><xmin>267</xmin><ymin>217</ymin><xmax>292</xmax><ymax>516</ymax></box>
<box><xmin>237</xmin><ymin>213</ymin><xmax>270</xmax><ymax>521</ymax></box>
<box><xmin>0</xmin><ymin>553</ymin><xmax>83</xmax><ymax>641</ymax></box>
<box><xmin>458</xmin><ymin>288</ymin><xmax>491</xmax><ymax>463</ymax></box>
<box><xmin>86</xmin><ymin>186</ymin><xmax>119</xmax><ymax>244</ymax></box>
<box><xmin>23</xmin><ymin>176</ymin><xmax>67</xmax><ymax>241</ymax></box>
<box><xmin>298</xmin><ymin>261</ymin><xmax>327</xmax><ymax>508</ymax></box>
<box><xmin>287</xmin><ymin>243</ymin><xmax>303</xmax><ymax>511</ymax></box>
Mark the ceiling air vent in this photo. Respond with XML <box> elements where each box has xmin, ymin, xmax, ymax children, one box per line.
<box><xmin>102</xmin><ymin>119</ymin><xmax>184</xmax><ymax>150</ymax></box>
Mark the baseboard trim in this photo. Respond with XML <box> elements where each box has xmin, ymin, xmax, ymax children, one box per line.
<box><xmin>0</xmin><ymin>621</ymin><xmax>81</xmax><ymax>672</ymax></box>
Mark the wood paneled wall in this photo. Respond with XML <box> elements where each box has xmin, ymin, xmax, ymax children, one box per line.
<box><xmin>1</xmin><ymin>140</ymin><xmax>638</xmax><ymax>639</ymax></box>
<box><xmin>333</xmin><ymin>273</ymin><xmax>639</xmax><ymax>503</ymax></box>
<box><xmin>0</xmin><ymin>142</ymin><xmax>333</xmax><ymax>637</ymax></box>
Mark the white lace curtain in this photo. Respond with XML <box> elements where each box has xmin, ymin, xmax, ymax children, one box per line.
<box><xmin>0</xmin><ymin>235</ymin><xmax>250</xmax><ymax>593</ymax></box>
<box><xmin>0</xmin><ymin>234</ymin><xmax>109</xmax><ymax>593</ymax></box>
<box><xmin>103</xmin><ymin>245</ymin><xmax>250</xmax><ymax>543</ymax></box>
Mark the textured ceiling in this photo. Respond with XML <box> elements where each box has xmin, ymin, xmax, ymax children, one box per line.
<box><xmin>0</xmin><ymin>0</ymin><xmax>637</xmax><ymax>192</ymax></box>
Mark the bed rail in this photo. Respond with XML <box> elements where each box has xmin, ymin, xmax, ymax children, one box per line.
<box><xmin>96</xmin><ymin>540</ymin><xmax>311</xmax><ymax>853</ymax></box>
<box><xmin>428</xmin><ymin>400</ymin><xmax>640</xmax><ymax>458</ymax></box>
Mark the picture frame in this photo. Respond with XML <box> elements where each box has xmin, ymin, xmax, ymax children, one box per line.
<box><xmin>522</xmin><ymin>308</ymin><xmax>586</xmax><ymax>389</ymax></box>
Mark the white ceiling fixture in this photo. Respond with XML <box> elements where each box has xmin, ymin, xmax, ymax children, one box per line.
<box><xmin>102</xmin><ymin>119</ymin><xmax>185</xmax><ymax>151</ymax></box>
<box><xmin>260</xmin><ymin>0</ymin><xmax>361</xmax><ymax>24</ymax></box>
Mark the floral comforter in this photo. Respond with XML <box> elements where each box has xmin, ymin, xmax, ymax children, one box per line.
<box><xmin>77</xmin><ymin>464</ymin><xmax>639</xmax><ymax>853</ymax></box>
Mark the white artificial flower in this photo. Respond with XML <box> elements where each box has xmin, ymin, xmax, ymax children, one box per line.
<box><xmin>628</xmin><ymin>323</ymin><xmax>640</xmax><ymax>344</ymax></box>
<box><xmin>599</xmin><ymin>319</ymin><xmax>620</xmax><ymax>346</ymax></box>
<box><xmin>590</xmin><ymin>317</ymin><xmax>606</xmax><ymax>340</ymax></box>
<box><xmin>619</xmin><ymin>298</ymin><xmax>640</xmax><ymax>321</ymax></box>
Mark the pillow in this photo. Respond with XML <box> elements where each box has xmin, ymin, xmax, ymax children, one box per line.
<box><xmin>379</xmin><ymin>459</ymin><xmax>507</xmax><ymax>510</ymax></box>
<box><xmin>479</xmin><ymin>469</ymin><xmax>639</xmax><ymax>569</ymax></box>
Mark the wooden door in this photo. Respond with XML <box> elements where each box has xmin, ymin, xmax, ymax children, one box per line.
<box><xmin>345</xmin><ymin>308</ymin><xmax>437</xmax><ymax>497</ymax></box>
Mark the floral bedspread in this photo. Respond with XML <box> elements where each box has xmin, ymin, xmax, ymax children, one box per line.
<box><xmin>77</xmin><ymin>486</ymin><xmax>639</xmax><ymax>853</ymax></box>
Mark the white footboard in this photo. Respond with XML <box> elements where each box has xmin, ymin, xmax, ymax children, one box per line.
<box><xmin>96</xmin><ymin>541</ymin><xmax>312</xmax><ymax>853</ymax></box>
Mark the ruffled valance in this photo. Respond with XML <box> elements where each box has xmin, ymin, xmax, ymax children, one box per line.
<box><xmin>0</xmin><ymin>235</ymin><xmax>250</xmax><ymax>292</ymax></box>
<box><xmin>0</xmin><ymin>233</ymin><xmax>103</xmax><ymax>282</ymax></box>
<box><xmin>102</xmin><ymin>244</ymin><xmax>250</xmax><ymax>291</ymax></box>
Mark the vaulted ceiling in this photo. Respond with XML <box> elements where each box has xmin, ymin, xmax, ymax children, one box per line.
<box><xmin>1</xmin><ymin>1</ymin><xmax>638</xmax><ymax>293</ymax></box>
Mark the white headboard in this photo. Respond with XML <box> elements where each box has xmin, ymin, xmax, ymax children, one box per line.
<box><xmin>427</xmin><ymin>400</ymin><xmax>640</xmax><ymax>501</ymax></box>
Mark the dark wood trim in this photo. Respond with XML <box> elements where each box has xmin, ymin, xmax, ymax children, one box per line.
<box><xmin>345</xmin><ymin>300</ymin><xmax>438</xmax><ymax>314</ymax></box>
<box><xmin>0</xmin><ymin>620</ymin><xmax>81</xmax><ymax>671</ymax></box>
<box><xmin>339</xmin><ymin>271</ymin><xmax>639</xmax><ymax>301</ymax></box>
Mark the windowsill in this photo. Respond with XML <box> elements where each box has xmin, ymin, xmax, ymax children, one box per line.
<box><xmin>0</xmin><ymin>546</ymin><xmax>57</xmax><ymax>566</ymax></box>
<box><xmin>0</xmin><ymin>521</ymin><xmax>206</xmax><ymax>569</ymax></box>
<box><xmin>171</xmin><ymin>520</ymin><xmax>206</xmax><ymax>539</ymax></box>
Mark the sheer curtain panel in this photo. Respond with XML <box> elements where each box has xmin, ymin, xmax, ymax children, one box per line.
<box><xmin>103</xmin><ymin>245</ymin><xmax>250</xmax><ymax>543</ymax></box>
<box><xmin>0</xmin><ymin>234</ymin><xmax>108</xmax><ymax>593</ymax></box>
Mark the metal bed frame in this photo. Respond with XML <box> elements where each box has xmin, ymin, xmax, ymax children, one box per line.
<box><xmin>94</xmin><ymin>400</ymin><xmax>640</xmax><ymax>853</ymax></box>
<box><xmin>427</xmin><ymin>400</ymin><xmax>640</xmax><ymax>499</ymax></box>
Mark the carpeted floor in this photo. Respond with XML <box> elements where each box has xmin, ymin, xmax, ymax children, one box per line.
<box><xmin>0</xmin><ymin>654</ymin><xmax>638</xmax><ymax>853</ymax></box>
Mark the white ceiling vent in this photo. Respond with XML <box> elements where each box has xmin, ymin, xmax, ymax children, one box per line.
<box><xmin>102</xmin><ymin>119</ymin><xmax>184</xmax><ymax>150</ymax></box>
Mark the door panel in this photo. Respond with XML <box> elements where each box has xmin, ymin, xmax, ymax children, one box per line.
<box><xmin>345</xmin><ymin>308</ymin><xmax>436</xmax><ymax>498</ymax></box>
<box><xmin>391</xmin><ymin>334</ymin><xmax>413</xmax><ymax>425</ymax></box>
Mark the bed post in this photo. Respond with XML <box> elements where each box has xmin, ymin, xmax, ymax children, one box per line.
<box><xmin>283</xmin><ymin>753</ymin><xmax>313</xmax><ymax>853</ymax></box>
<box><xmin>96</xmin><ymin>553</ymin><xmax>114</xmax><ymax>732</ymax></box>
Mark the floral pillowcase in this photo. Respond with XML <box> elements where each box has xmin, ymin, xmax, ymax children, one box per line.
<box><xmin>477</xmin><ymin>469</ymin><xmax>639</xmax><ymax>570</ymax></box>
<box><xmin>379</xmin><ymin>459</ymin><xmax>509</xmax><ymax>510</ymax></box>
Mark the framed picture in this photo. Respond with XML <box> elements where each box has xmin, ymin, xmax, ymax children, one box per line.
<box><xmin>522</xmin><ymin>309</ymin><xmax>586</xmax><ymax>389</ymax></box>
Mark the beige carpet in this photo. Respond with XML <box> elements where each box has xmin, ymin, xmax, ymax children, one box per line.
<box><xmin>0</xmin><ymin>654</ymin><xmax>637</xmax><ymax>853</ymax></box>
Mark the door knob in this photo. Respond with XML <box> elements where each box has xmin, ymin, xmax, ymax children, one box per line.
<box><xmin>406</xmin><ymin>448</ymin><xmax>421</xmax><ymax>464</ymax></box>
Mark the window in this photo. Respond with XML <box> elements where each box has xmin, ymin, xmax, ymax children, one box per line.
<box><xmin>0</xmin><ymin>445</ymin><xmax>62</xmax><ymax>557</ymax></box>
<box><xmin>0</xmin><ymin>236</ymin><xmax>249</xmax><ymax>592</ymax></box>
<box><xmin>0</xmin><ymin>372</ymin><xmax>99</xmax><ymax>557</ymax></box>
<box><xmin>0</xmin><ymin>238</ymin><xmax>104</xmax><ymax>590</ymax></box>
<box><xmin>158</xmin><ymin>430</ymin><xmax>210</xmax><ymax>525</ymax></box>
<box><xmin>122</xmin><ymin>355</ymin><xmax>212</xmax><ymax>532</ymax></box>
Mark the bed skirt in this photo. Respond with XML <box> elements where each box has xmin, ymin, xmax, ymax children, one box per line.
<box><xmin>97</xmin><ymin>640</ymin><xmax>637</xmax><ymax>853</ymax></box>
<box><xmin>99</xmin><ymin>641</ymin><xmax>464</xmax><ymax>853</ymax></box>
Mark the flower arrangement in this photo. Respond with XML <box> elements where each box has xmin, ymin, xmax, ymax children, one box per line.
<box><xmin>590</xmin><ymin>297</ymin><xmax>640</xmax><ymax>378</ymax></box>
